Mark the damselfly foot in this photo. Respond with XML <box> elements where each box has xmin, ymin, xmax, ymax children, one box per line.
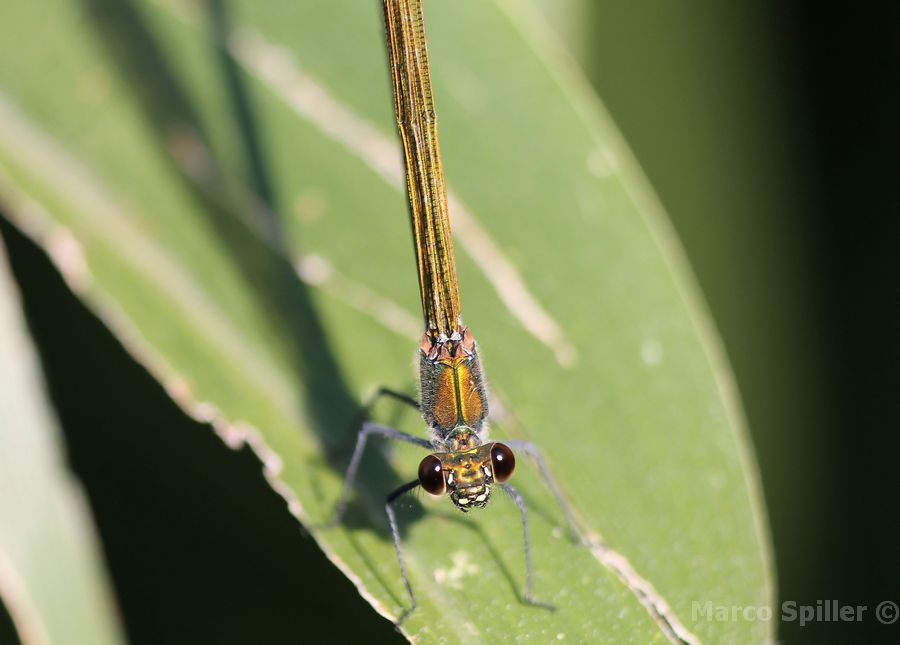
<box><xmin>524</xmin><ymin>595</ymin><xmax>557</xmax><ymax>612</ymax></box>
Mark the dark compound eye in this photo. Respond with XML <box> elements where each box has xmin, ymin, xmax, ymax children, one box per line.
<box><xmin>418</xmin><ymin>454</ymin><xmax>446</xmax><ymax>495</ymax></box>
<box><xmin>490</xmin><ymin>443</ymin><xmax>516</xmax><ymax>483</ymax></box>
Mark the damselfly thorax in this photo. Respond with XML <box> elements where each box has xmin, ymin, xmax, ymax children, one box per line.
<box><xmin>419</xmin><ymin>326</ymin><xmax>487</xmax><ymax>437</ymax></box>
<box><xmin>416</xmin><ymin>327</ymin><xmax>509</xmax><ymax>511</ymax></box>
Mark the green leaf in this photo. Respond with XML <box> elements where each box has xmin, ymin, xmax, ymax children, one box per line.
<box><xmin>0</xmin><ymin>0</ymin><xmax>773</xmax><ymax>641</ymax></box>
<box><xmin>0</xmin><ymin>239</ymin><xmax>124</xmax><ymax>645</ymax></box>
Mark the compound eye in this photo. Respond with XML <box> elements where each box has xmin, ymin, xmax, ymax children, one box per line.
<box><xmin>490</xmin><ymin>443</ymin><xmax>516</xmax><ymax>483</ymax></box>
<box><xmin>418</xmin><ymin>455</ymin><xmax>446</xmax><ymax>495</ymax></box>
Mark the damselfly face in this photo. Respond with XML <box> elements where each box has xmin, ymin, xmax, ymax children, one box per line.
<box><xmin>418</xmin><ymin>435</ymin><xmax>517</xmax><ymax>512</ymax></box>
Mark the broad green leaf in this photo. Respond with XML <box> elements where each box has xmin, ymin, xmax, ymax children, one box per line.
<box><xmin>0</xmin><ymin>239</ymin><xmax>124</xmax><ymax>645</ymax></box>
<box><xmin>0</xmin><ymin>0</ymin><xmax>773</xmax><ymax>641</ymax></box>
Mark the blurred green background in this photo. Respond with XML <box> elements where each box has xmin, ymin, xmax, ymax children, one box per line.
<box><xmin>1</xmin><ymin>0</ymin><xmax>896</xmax><ymax>643</ymax></box>
<box><xmin>530</xmin><ymin>0</ymin><xmax>898</xmax><ymax>642</ymax></box>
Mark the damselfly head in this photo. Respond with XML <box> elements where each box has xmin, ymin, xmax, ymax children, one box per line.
<box><xmin>417</xmin><ymin>440</ymin><xmax>517</xmax><ymax>513</ymax></box>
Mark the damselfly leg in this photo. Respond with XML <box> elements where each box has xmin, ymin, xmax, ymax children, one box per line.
<box><xmin>505</xmin><ymin>439</ymin><xmax>584</xmax><ymax>544</ymax></box>
<box><xmin>325</xmin><ymin>403</ymin><xmax>584</xmax><ymax>625</ymax></box>
<box><xmin>327</xmin><ymin>420</ymin><xmax>431</xmax><ymax>528</ymax></box>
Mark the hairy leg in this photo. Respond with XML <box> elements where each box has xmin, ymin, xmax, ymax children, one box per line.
<box><xmin>328</xmin><ymin>422</ymin><xmax>431</xmax><ymax>526</ymax></box>
<box><xmin>505</xmin><ymin>439</ymin><xmax>583</xmax><ymax>543</ymax></box>
<box><xmin>386</xmin><ymin>479</ymin><xmax>421</xmax><ymax>627</ymax></box>
<box><xmin>361</xmin><ymin>386</ymin><xmax>419</xmax><ymax>415</ymax></box>
<box><xmin>501</xmin><ymin>483</ymin><xmax>555</xmax><ymax>610</ymax></box>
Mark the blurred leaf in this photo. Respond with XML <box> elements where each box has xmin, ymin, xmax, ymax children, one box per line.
<box><xmin>0</xmin><ymin>238</ymin><xmax>124</xmax><ymax>645</ymax></box>
<box><xmin>0</xmin><ymin>0</ymin><xmax>772</xmax><ymax>641</ymax></box>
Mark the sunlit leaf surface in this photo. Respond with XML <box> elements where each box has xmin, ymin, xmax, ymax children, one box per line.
<box><xmin>0</xmin><ymin>0</ymin><xmax>772</xmax><ymax>641</ymax></box>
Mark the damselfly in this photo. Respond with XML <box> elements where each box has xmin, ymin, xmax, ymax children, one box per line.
<box><xmin>328</xmin><ymin>0</ymin><xmax>582</xmax><ymax>626</ymax></box>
